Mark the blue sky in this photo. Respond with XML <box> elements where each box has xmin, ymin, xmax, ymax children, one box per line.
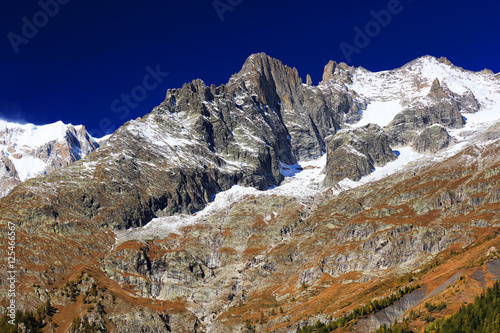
<box><xmin>1</xmin><ymin>0</ymin><xmax>499</xmax><ymax>137</ymax></box>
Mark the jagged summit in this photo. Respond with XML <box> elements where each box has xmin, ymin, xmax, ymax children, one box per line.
<box><xmin>428</xmin><ymin>77</ymin><xmax>450</xmax><ymax>99</ymax></box>
<box><xmin>321</xmin><ymin>60</ymin><xmax>354</xmax><ymax>84</ymax></box>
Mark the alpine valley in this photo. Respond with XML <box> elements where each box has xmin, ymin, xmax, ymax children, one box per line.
<box><xmin>2</xmin><ymin>53</ymin><xmax>500</xmax><ymax>333</ymax></box>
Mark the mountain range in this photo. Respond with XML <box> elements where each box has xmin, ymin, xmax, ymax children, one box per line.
<box><xmin>1</xmin><ymin>53</ymin><xmax>500</xmax><ymax>332</ymax></box>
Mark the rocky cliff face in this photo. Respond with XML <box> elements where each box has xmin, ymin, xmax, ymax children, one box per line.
<box><xmin>159</xmin><ymin>53</ymin><xmax>363</xmax><ymax>175</ymax></box>
<box><xmin>324</xmin><ymin>124</ymin><xmax>396</xmax><ymax>185</ymax></box>
<box><xmin>0</xmin><ymin>151</ymin><xmax>20</xmax><ymax>197</ymax></box>
<box><xmin>386</xmin><ymin>78</ymin><xmax>468</xmax><ymax>146</ymax></box>
<box><xmin>412</xmin><ymin>125</ymin><xmax>451</xmax><ymax>154</ymax></box>
<box><xmin>1</xmin><ymin>54</ymin><xmax>500</xmax><ymax>333</ymax></box>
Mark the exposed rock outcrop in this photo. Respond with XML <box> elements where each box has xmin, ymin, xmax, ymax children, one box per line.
<box><xmin>321</xmin><ymin>60</ymin><xmax>354</xmax><ymax>84</ymax></box>
<box><xmin>324</xmin><ymin>124</ymin><xmax>397</xmax><ymax>185</ymax></box>
<box><xmin>386</xmin><ymin>79</ymin><xmax>467</xmax><ymax>146</ymax></box>
<box><xmin>478</xmin><ymin>122</ymin><xmax>500</xmax><ymax>141</ymax></box>
<box><xmin>306</xmin><ymin>74</ymin><xmax>313</xmax><ymax>86</ymax></box>
<box><xmin>412</xmin><ymin>125</ymin><xmax>451</xmax><ymax>154</ymax></box>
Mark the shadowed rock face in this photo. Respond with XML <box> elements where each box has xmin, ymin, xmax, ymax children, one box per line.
<box><xmin>324</xmin><ymin>124</ymin><xmax>397</xmax><ymax>185</ymax></box>
<box><xmin>412</xmin><ymin>125</ymin><xmax>451</xmax><ymax>154</ymax></box>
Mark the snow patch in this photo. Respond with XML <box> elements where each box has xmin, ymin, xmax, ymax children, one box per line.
<box><xmin>0</xmin><ymin>120</ymin><xmax>69</xmax><ymax>148</ymax></box>
<box><xmin>10</xmin><ymin>156</ymin><xmax>47</xmax><ymax>181</ymax></box>
<box><xmin>114</xmin><ymin>185</ymin><xmax>261</xmax><ymax>245</ymax></box>
<box><xmin>353</xmin><ymin>100</ymin><xmax>403</xmax><ymax>128</ymax></box>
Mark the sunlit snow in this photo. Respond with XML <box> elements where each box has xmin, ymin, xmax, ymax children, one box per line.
<box><xmin>352</xmin><ymin>100</ymin><xmax>403</xmax><ymax>128</ymax></box>
<box><xmin>0</xmin><ymin>119</ymin><xmax>89</xmax><ymax>181</ymax></box>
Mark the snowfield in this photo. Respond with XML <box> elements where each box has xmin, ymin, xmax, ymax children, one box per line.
<box><xmin>0</xmin><ymin>120</ymin><xmax>102</xmax><ymax>181</ymax></box>
<box><xmin>351</xmin><ymin>100</ymin><xmax>403</xmax><ymax>128</ymax></box>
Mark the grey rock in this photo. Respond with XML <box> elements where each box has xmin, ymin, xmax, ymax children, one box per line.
<box><xmin>354</xmin><ymin>287</ymin><xmax>428</xmax><ymax>332</ymax></box>
<box><xmin>386</xmin><ymin>79</ymin><xmax>465</xmax><ymax>146</ymax></box>
<box><xmin>456</xmin><ymin>89</ymin><xmax>480</xmax><ymax>114</ymax></box>
<box><xmin>306</xmin><ymin>74</ymin><xmax>312</xmax><ymax>86</ymax></box>
<box><xmin>412</xmin><ymin>125</ymin><xmax>451</xmax><ymax>154</ymax></box>
<box><xmin>477</xmin><ymin>121</ymin><xmax>500</xmax><ymax>141</ymax></box>
<box><xmin>323</xmin><ymin>124</ymin><xmax>397</xmax><ymax>185</ymax></box>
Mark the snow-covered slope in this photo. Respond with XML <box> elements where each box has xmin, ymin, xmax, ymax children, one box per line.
<box><xmin>346</xmin><ymin>56</ymin><xmax>500</xmax><ymax>129</ymax></box>
<box><xmin>327</xmin><ymin>55</ymin><xmax>500</xmax><ymax>190</ymax></box>
<box><xmin>0</xmin><ymin>119</ymin><xmax>101</xmax><ymax>196</ymax></box>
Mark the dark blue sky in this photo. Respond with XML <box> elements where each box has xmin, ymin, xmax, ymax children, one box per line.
<box><xmin>1</xmin><ymin>0</ymin><xmax>499</xmax><ymax>137</ymax></box>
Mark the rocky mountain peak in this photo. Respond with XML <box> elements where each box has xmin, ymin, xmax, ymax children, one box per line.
<box><xmin>306</xmin><ymin>74</ymin><xmax>313</xmax><ymax>86</ymax></box>
<box><xmin>236</xmin><ymin>52</ymin><xmax>303</xmax><ymax>98</ymax></box>
<box><xmin>322</xmin><ymin>60</ymin><xmax>338</xmax><ymax>82</ymax></box>
<box><xmin>480</xmin><ymin>68</ymin><xmax>495</xmax><ymax>75</ymax></box>
<box><xmin>428</xmin><ymin>78</ymin><xmax>451</xmax><ymax>99</ymax></box>
<box><xmin>0</xmin><ymin>120</ymin><xmax>101</xmax><ymax>197</ymax></box>
<box><xmin>437</xmin><ymin>56</ymin><xmax>453</xmax><ymax>66</ymax></box>
<box><xmin>321</xmin><ymin>60</ymin><xmax>353</xmax><ymax>84</ymax></box>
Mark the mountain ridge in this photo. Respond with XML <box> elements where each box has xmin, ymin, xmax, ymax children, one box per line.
<box><xmin>1</xmin><ymin>53</ymin><xmax>500</xmax><ymax>332</ymax></box>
